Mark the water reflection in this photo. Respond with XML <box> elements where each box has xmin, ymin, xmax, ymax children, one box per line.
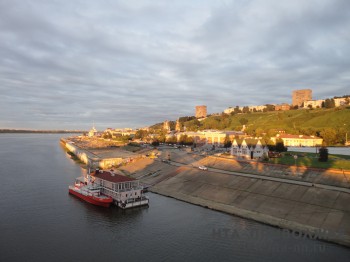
<box><xmin>0</xmin><ymin>134</ymin><xmax>349</xmax><ymax>262</ymax></box>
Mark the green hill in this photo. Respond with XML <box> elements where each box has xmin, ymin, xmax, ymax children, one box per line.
<box><xmin>180</xmin><ymin>107</ymin><xmax>350</xmax><ymax>146</ymax></box>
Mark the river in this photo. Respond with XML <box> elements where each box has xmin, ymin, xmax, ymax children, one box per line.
<box><xmin>0</xmin><ymin>134</ymin><xmax>349</xmax><ymax>262</ymax></box>
<box><xmin>288</xmin><ymin>146</ymin><xmax>350</xmax><ymax>155</ymax></box>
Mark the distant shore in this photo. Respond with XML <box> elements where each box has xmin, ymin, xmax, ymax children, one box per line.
<box><xmin>0</xmin><ymin>129</ymin><xmax>85</xmax><ymax>134</ymax></box>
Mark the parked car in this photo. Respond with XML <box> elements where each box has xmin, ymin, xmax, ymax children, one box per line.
<box><xmin>198</xmin><ymin>166</ymin><xmax>208</xmax><ymax>170</ymax></box>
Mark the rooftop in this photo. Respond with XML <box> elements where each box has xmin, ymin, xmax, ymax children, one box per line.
<box><xmin>92</xmin><ymin>170</ymin><xmax>135</xmax><ymax>183</ymax></box>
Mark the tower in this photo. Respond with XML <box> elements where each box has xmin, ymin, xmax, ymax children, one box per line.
<box><xmin>175</xmin><ymin>120</ymin><xmax>181</xmax><ymax>132</ymax></box>
<box><xmin>163</xmin><ymin>120</ymin><xmax>170</xmax><ymax>132</ymax></box>
<box><xmin>195</xmin><ymin>105</ymin><xmax>207</xmax><ymax>118</ymax></box>
<box><xmin>292</xmin><ymin>89</ymin><xmax>312</xmax><ymax>107</ymax></box>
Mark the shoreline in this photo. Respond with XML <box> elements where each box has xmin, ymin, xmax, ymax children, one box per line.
<box><xmin>61</xmin><ymin>139</ymin><xmax>350</xmax><ymax>248</ymax></box>
<box><xmin>149</xmin><ymin>187</ymin><xmax>350</xmax><ymax>248</ymax></box>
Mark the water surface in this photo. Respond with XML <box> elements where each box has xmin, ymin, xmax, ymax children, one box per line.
<box><xmin>0</xmin><ymin>134</ymin><xmax>349</xmax><ymax>262</ymax></box>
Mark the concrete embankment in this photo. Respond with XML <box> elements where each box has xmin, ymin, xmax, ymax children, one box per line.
<box><xmin>61</xmin><ymin>137</ymin><xmax>152</xmax><ymax>169</ymax></box>
<box><xmin>117</xmin><ymin>153</ymin><xmax>350</xmax><ymax>247</ymax></box>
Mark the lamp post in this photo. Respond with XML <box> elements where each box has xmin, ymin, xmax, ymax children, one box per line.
<box><xmin>294</xmin><ymin>155</ymin><xmax>298</xmax><ymax>166</ymax></box>
<box><xmin>345</xmin><ymin>124</ymin><xmax>348</xmax><ymax>146</ymax></box>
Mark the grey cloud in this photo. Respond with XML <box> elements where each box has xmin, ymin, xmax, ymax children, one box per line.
<box><xmin>0</xmin><ymin>0</ymin><xmax>349</xmax><ymax>129</ymax></box>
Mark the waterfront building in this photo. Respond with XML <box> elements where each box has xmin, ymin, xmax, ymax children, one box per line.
<box><xmin>230</xmin><ymin>138</ymin><xmax>269</xmax><ymax>159</ymax></box>
<box><xmin>92</xmin><ymin>169</ymin><xmax>149</xmax><ymax>209</ymax></box>
<box><xmin>271</xmin><ymin>134</ymin><xmax>323</xmax><ymax>147</ymax></box>
<box><xmin>292</xmin><ymin>89</ymin><xmax>312</xmax><ymax>107</ymax></box>
<box><xmin>172</xmin><ymin>130</ymin><xmax>245</xmax><ymax>146</ymax></box>
<box><xmin>104</xmin><ymin>128</ymin><xmax>136</xmax><ymax>137</ymax></box>
<box><xmin>88</xmin><ymin>125</ymin><xmax>98</xmax><ymax>137</ymax></box>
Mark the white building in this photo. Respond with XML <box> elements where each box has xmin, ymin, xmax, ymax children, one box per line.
<box><xmin>88</xmin><ymin>125</ymin><xmax>98</xmax><ymax>137</ymax></box>
<box><xmin>303</xmin><ymin>99</ymin><xmax>324</xmax><ymax>109</ymax></box>
<box><xmin>334</xmin><ymin>97</ymin><xmax>348</xmax><ymax>107</ymax></box>
<box><xmin>92</xmin><ymin>170</ymin><xmax>149</xmax><ymax>209</ymax></box>
<box><xmin>231</xmin><ymin>139</ymin><xmax>269</xmax><ymax>159</ymax></box>
<box><xmin>271</xmin><ymin>134</ymin><xmax>323</xmax><ymax>147</ymax></box>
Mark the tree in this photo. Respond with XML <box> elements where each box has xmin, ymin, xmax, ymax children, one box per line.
<box><xmin>324</xmin><ymin>98</ymin><xmax>335</xmax><ymax>108</ymax></box>
<box><xmin>234</xmin><ymin>106</ymin><xmax>241</xmax><ymax>114</ymax></box>
<box><xmin>135</xmin><ymin>130</ymin><xmax>149</xmax><ymax>140</ymax></box>
<box><xmin>151</xmin><ymin>140</ymin><xmax>160</xmax><ymax>146</ymax></box>
<box><xmin>166</xmin><ymin>136</ymin><xmax>177</xmax><ymax>145</ymax></box>
<box><xmin>102</xmin><ymin>132</ymin><xmax>112</xmax><ymax>139</ymax></box>
<box><xmin>320</xmin><ymin>128</ymin><xmax>337</xmax><ymax>145</ymax></box>
<box><xmin>242</xmin><ymin>106</ymin><xmax>250</xmax><ymax>113</ymax></box>
<box><xmin>275</xmin><ymin>138</ymin><xmax>287</xmax><ymax>152</ymax></box>
<box><xmin>184</xmin><ymin>119</ymin><xmax>200</xmax><ymax>131</ymax></box>
<box><xmin>265</xmin><ymin>104</ymin><xmax>275</xmax><ymax>111</ymax></box>
<box><xmin>318</xmin><ymin>147</ymin><xmax>328</xmax><ymax>162</ymax></box>
<box><xmin>178</xmin><ymin>135</ymin><xmax>194</xmax><ymax>145</ymax></box>
<box><xmin>224</xmin><ymin>136</ymin><xmax>232</xmax><ymax>148</ymax></box>
<box><xmin>255</xmin><ymin>127</ymin><xmax>264</xmax><ymax>137</ymax></box>
<box><xmin>345</xmin><ymin>97</ymin><xmax>350</xmax><ymax>105</ymax></box>
<box><xmin>239</xmin><ymin>118</ymin><xmax>248</xmax><ymax>125</ymax></box>
<box><xmin>178</xmin><ymin>116</ymin><xmax>196</xmax><ymax>123</ymax></box>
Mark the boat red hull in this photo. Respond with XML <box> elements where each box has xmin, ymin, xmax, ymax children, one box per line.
<box><xmin>69</xmin><ymin>188</ymin><xmax>113</xmax><ymax>207</ymax></box>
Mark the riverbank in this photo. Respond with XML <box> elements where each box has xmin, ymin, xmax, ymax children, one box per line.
<box><xmin>116</xmin><ymin>150</ymin><xmax>350</xmax><ymax>248</ymax></box>
<box><xmin>61</xmin><ymin>138</ymin><xmax>350</xmax><ymax>247</ymax></box>
<box><xmin>150</xmin><ymin>169</ymin><xmax>350</xmax><ymax>247</ymax></box>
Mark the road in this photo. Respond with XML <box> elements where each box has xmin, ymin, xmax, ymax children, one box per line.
<box><xmin>158</xmin><ymin>158</ymin><xmax>350</xmax><ymax>194</ymax></box>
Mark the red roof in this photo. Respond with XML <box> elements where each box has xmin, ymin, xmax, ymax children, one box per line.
<box><xmin>92</xmin><ymin>170</ymin><xmax>135</xmax><ymax>183</ymax></box>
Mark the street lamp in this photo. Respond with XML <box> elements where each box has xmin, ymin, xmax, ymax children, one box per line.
<box><xmin>345</xmin><ymin>124</ymin><xmax>348</xmax><ymax>146</ymax></box>
<box><xmin>294</xmin><ymin>155</ymin><xmax>298</xmax><ymax>166</ymax></box>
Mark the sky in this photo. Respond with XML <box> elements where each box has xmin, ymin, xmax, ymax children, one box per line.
<box><xmin>1</xmin><ymin>0</ymin><xmax>349</xmax><ymax>130</ymax></box>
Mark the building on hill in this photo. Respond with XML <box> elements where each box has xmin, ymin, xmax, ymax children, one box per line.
<box><xmin>303</xmin><ymin>99</ymin><xmax>324</xmax><ymax>109</ymax></box>
<box><xmin>163</xmin><ymin>121</ymin><xmax>170</xmax><ymax>132</ymax></box>
<box><xmin>230</xmin><ymin>138</ymin><xmax>269</xmax><ymax>159</ymax></box>
<box><xmin>195</xmin><ymin>105</ymin><xmax>207</xmax><ymax>118</ymax></box>
<box><xmin>334</xmin><ymin>97</ymin><xmax>348</xmax><ymax>107</ymax></box>
<box><xmin>170</xmin><ymin>130</ymin><xmax>245</xmax><ymax>146</ymax></box>
<box><xmin>275</xmin><ymin>103</ymin><xmax>291</xmax><ymax>111</ymax></box>
<box><xmin>292</xmin><ymin>89</ymin><xmax>312</xmax><ymax>107</ymax></box>
<box><xmin>271</xmin><ymin>134</ymin><xmax>323</xmax><ymax>147</ymax></box>
<box><xmin>175</xmin><ymin>120</ymin><xmax>181</xmax><ymax>132</ymax></box>
<box><xmin>223</xmin><ymin>107</ymin><xmax>235</xmax><ymax>114</ymax></box>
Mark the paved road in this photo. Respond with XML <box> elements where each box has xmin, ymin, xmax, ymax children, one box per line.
<box><xmin>158</xmin><ymin>158</ymin><xmax>350</xmax><ymax>194</ymax></box>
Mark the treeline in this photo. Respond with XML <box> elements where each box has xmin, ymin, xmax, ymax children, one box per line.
<box><xmin>145</xmin><ymin>107</ymin><xmax>350</xmax><ymax>146</ymax></box>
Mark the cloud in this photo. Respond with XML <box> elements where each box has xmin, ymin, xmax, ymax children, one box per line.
<box><xmin>0</xmin><ymin>0</ymin><xmax>349</xmax><ymax>129</ymax></box>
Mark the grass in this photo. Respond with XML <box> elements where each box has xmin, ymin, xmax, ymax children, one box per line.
<box><xmin>269</xmin><ymin>151</ymin><xmax>350</xmax><ymax>170</ymax></box>
<box><xmin>202</xmin><ymin>107</ymin><xmax>350</xmax><ymax>133</ymax></box>
<box><xmin>121</xmin><ymin>145</ymin><xmax>142</xmax><ymax>152</ymax></box>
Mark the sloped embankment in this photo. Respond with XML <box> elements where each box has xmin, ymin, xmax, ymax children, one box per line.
<box><xmin>149</xmin><ymin>163</ymin><xmax>350</xmax><ymax>247</ymax></box>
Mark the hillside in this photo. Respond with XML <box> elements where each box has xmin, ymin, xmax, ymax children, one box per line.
<box><xmin>179</xmin><ymin>107</ymin><xmax>350</xmax><ymax>145</ymax></box>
